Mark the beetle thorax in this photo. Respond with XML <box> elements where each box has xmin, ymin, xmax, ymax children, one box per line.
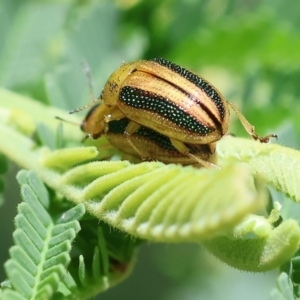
<box><xmin>102</xmin><ymin>61</ymin><xmax>141</xmax><ymax>106</ymax></box>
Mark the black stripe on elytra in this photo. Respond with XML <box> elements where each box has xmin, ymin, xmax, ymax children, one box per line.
<box><xmin>194</xmin><ymin>98</ymin><xmax>223</xmax><ymax>134</ymax></box>
<box><xmin>150</xmin><ymin>58</ymin><xmax>225</xmax><ymax>120</ymax></box>
<box><xmin>119</xmin><ymin>86</ymin><xmax>213</xmax><ymax>135</ymax></box>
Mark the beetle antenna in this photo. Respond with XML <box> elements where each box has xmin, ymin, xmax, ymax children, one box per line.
<box><xmin>69</xmin><ymin>60</ymin><xmax>102</xmax><ymax>114</ymax></box>
<box><xmin>55</xmin><ymin>116</ymin><xmax>80</xmax><ymax>126</ymax></box>
<box><xmin>83</xmin><ymin>60</ymin><xmax>95</xmax><ymax>103</ymax></box>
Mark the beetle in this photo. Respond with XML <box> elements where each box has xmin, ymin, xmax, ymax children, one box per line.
<box><xmin>91</xmin><ymin>114</ymin><xmax>217</xmax><ymax>166</ymax></box>
<box><xmin>75</xmin><ymin>58</ymin><xmax>277</xmax><ymax>167</ymax></box>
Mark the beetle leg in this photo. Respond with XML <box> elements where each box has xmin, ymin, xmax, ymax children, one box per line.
<box><xmin>123</xmin><ymin>121</ymin><xmax>152</xmax><ymax>160</ymax></box>
<box><xmin>227</xmin><ymin>101</ymin><xmax>277</xmax><ymax>143</ymax></box>
<box><xmin>170</xmin><ymin>138</ymin><xmax>219</xmax><ymax>168</ymax></box>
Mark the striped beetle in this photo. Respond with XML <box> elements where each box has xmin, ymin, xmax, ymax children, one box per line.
<box><xmin>76</xmin><ymin>58</ymin><xmax>277</xmax><ymax>167</ymax></box>
<box><xmin>83</xmin><ymin>110</ymin><xmax>217</xmax><ymax>166</ymax></box>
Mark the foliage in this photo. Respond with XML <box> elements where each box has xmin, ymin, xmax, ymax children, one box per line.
<box><xmin>0</xmin><ymin>0</ymin><xmax>300</xmax><ymax>299</ymax></box>
<box><xmin>0</xmin><ymin>170</ymin><xmax>137</xmax><ymax>299</ymax></box>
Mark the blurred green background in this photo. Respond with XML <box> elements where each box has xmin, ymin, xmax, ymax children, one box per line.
<box><xmin>0</xmin><ymin>0</ymin><xmax>299</xmax><ymax>299</ymax></box>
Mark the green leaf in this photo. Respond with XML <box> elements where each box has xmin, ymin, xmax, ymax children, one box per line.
<box><xmin>55</xmin><ymin>220</ymin><xmax>138</xmax><ymax>299</ymax></box>
<box><xmin>0</xmin><ymin>2</ymin><xmax>70</xmax><ymax>89</ymax></box>
<box><xmin>33</xmin><ymin>148</ymin><xmax>267</xmax><ymax>244</ymax></box>
<box><xmin>36</xmin><ymin>123</ymin><xmax>56</xmax><ymax>150</ymax></box>
<box><xmin>0</xmin><ymin>88</ymin><xmax>81</xmax><ymax>142</ymax></box>
<box><xmin>0</xmin><ymin>288</ymin><xmax>27</xmax><ymax>300</ymax></box>
<box><xmin>217</xmin><ymin>137</ymin><xmax>300</xmax><ymax>202</ymax></box>
<box><xmin>203</xmin><ymin>217</ymin><xmax>300</xmax><ymax>272</ymax></box>
<box><xmin>3</xmin><ymin>170</ymin><xmax>85</xmax><ymax>299</ymax></box>
<box><xmin>41</xmin><ymin>147</ymin><xmax>100</xmax><ymax>171</ymax></box>
<box><xmin>270</xmin><ymin>273</ymin><xmax>295</xmax><ymax>300</ymax></box>
<box><xmin>2</xmin><ymin>169</ymin><xmax>139</xmax><ymax>299</ymax></box>
<box><xmin>0</xmin><ymin>153</ymin><xmax>8</xmax><ymax>202</ymax></box>
<box><xmin>0</xmin><ymin>153</ymin><xmax>8</xmax><ymax>174</ymax></box>
<box><xmin>55</xmin><ymin>123</ymin><xmax>65</xmax><ymax>149</ymax></box>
